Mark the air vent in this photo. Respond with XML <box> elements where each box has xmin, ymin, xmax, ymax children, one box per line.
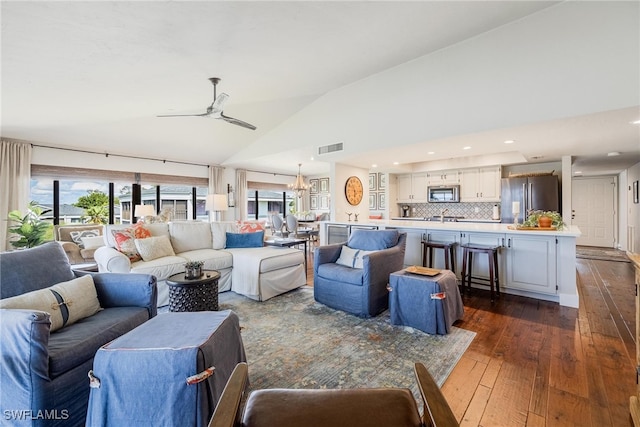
<box><xmin>318</xmin><ymin>142</ymin><xmax>343</xmax><ymax>155</ymax></box>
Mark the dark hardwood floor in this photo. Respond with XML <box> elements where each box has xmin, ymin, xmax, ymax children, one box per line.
<box><xmin>305</xmin><ymin>249</ymin><xmax>637</xmax><ymax>426</ymax></box>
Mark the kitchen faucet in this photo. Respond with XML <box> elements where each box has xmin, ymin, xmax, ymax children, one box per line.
<box><xmin>440</xmin><ymin>209</ymin><xmax>449</xmax><ymax>223</ymax></box>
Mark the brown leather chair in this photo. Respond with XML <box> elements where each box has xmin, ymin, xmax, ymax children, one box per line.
<box><xmin>208</xmin><ymin>362</ymin><xmax>458</xmax><ymax>427</ymax></box>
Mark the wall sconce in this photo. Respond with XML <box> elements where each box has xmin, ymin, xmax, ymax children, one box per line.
<box><xmin>227</xmin><ymin>184</ymin><xmax>235</xmax><ymax>207</ymax></box>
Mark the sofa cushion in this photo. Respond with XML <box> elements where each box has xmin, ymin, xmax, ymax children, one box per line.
<box><xmin>335</xmin><ymin>246</ymin><xmax>376</xmax><ymax>269</ymax></box>
<box><xmin>177</xmin><ymin>249</ymin><xmax>233</xmax><ymax>271</ymax></box>
<box><xmin>348</xmin><ymin>229</ymin><xmax>399</xmax><ymax>251</ymax></box>
<box><xmin>131</xmin><ymin>255</ymin><xmax>188</xmax><ymax>281</ymax></box>
<box><xmin>135</xmin><ymin>235</ymin><xmax>175</xmax><ymax>262</ymax></box>
<box><xmin>0</xmin><ymin>275</ymin><xmax>103</xmax><ymax>332</ymax></box>
<box><xmin>211</xmin><ymin>222</ymin><xmax>238</xmax><ymax>250</ymax></box>
<box><xmin>237</xmin><ymin>220</ymin><xmax>265</xmax><ymax>233</ymax></box>
<box><xmin>317</xmin><ymin>263</ymin><xmax>363</xmax><ymax>286</ymax></box>
<box><xmin>227</xmin><ymin>247</ymin><xmax>303</xmax><ymax>273</ymax></box>
<box><xmin>226</xmin><ymin>231</ymin><xmax>264</xmax><ymax>248</ymax></box>
<box><xmin>48</xmin><ymin>306</ymin><xmax>149</xmax><ymax>379</ymax></box>
<box><xmin>169</xmin><ymin>221</ymin><xmax>213</xmax><ymax>253</ymax></box>
<box><xmin>0</xmin><ymin>242</ymin><xmax>76</xmax><ymax>299</ymax></box>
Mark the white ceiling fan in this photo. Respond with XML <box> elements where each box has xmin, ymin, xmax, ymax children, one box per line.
<box><xmin>157</xmin><ymin>77</ymin><xmax>256</xmax><ymax>130</ymax></box>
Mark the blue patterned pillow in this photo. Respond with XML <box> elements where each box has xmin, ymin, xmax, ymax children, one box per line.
<box><xmin>225</xmin><ymin>231</ymin><xmax>264</xmax><ymax>248</ymax></box>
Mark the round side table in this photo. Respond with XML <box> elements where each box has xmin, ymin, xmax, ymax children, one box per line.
<box><xmin>166</xmin><ymin>270</ymin><xmax>221</xmax><ymax>312</ymax></box>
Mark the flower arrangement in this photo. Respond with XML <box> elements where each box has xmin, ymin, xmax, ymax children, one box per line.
<box><xmin>184</xmin><ymin>260</ymin><xmax>204</xmax><ymax>279</ymax></box>
<box><xmin>522</xmin><ymin>210</ymin><xmax>565</xmax><ymax>230</ymax></box>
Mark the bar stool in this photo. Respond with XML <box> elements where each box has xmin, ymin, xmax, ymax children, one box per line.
<box><xmin>460</xmin><ymin>243</ymin><xmax>501</xmax><ymax>302</ymax></box>
<box><xmin>421</xmin><ymin>240</ymin><xmax>456</xmax><ymax>272</ymax></box>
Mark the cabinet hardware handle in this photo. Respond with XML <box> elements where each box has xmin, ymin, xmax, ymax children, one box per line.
<box><xmin>508</xmin><ymin>238</ymin><xmax>511</xmax><ymax>248</ymax></box>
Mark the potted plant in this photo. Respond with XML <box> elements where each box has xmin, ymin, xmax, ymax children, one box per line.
<box><xmin>6</xmin><ymin>202</ymin><xmax>52</xmax><ymax>249</ymax></box>
<box><xmin>184</xmin><ymin>260</ymin><xmax>204</xmax><ymax>279</ymax></box>
<box><xmin>522</xmin><ymin>210</ymin><xmax>565</xmax><ymax>230</ymax></box>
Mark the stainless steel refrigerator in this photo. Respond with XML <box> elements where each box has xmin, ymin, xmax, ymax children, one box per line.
<box><xmin>500</xmin><ymin>175</ymin><xmax>560</xmax><ymax>223</ymax></box>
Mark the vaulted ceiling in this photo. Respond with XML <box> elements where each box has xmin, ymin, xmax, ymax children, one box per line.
<box><xmin>2</xmin><ymin>1</ymin><xmax>638</xmax><ymax>177</ymax></box>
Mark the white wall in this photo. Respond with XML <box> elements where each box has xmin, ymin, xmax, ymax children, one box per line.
<box><xmin>628</xmin><ymin>162</ymin><xmax>640</xmax><ymax>253</ymax></box>
<box><xmin>330</xmin><ymin>163</ymin><xmax>370</xmax><ymax>222</ymax></box>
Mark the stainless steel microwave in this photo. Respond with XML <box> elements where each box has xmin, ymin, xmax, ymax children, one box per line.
<box><xmin>427</xmin><ymin>185</ymin><xmax>460</xmax><ymax>203</ymax></box>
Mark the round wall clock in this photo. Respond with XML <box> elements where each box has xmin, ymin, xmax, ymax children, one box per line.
<box><xmin>345</xmin><ymin>176</ymin><xmax>364</xmax><ymax>206</ymax></box>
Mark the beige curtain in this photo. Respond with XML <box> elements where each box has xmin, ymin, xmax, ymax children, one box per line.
<box><xmin>1</xmin><ymin>140</ymin><xmax>32</xmax><ymax>251</ymax></box>
<box><xmin>236</xmin><ymin>169</ymin><xmax>247</xmax><ymax>220</ymax></box>
<box><xmin>208</xmin><ymin>165</ymin><xmax>225</xmax><ymax>195</ymax></box>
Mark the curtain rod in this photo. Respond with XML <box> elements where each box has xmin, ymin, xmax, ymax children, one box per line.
<box><xmin>244</xmin><ymin>168</ymin><xmax>297</xmax><ymax>178</ymax></box>
<box><xmin>31</xmin><ymin>144</ymin><xmax>212</xmax><ymax>168</ymax></box>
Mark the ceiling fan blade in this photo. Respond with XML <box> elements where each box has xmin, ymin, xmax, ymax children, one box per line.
<box><xmin>211</xmin><ymin>92</ymin><xmax>229</xmax><ymax>114</ymax></box>
<box><xmin>220</xmin><ymin>112</ymin><xmax>257</xmax><ymax>130</ymax></box>
<box><xmin>157</xmin><ymin>112</ymin><xmax>210</xmax><ymax>118</ymax></box>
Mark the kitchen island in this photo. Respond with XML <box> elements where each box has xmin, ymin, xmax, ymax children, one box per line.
<box><xmin>319</xmin><ymin>220</ymin><xmax>581</xmax><ymax>308</ymax></box>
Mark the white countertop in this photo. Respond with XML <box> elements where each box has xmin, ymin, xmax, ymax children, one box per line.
<box><xmin>327</xmin><ymin>219</ymin><xmax>581</xmax><ymax>237</ymax></box>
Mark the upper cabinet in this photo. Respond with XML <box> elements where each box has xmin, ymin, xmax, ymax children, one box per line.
<box><xmin>397</xmin><ymin>173</ymin><xmax>428</xmax><ymax>203</ymax></box>
<box><xmin>460</xmin><ymin>166</ymin><xmax>501</xmax><ymax>202</ymax></box>
<box><xmin>426</xmin><ymin>170</ymin><xmax>459</xmax><ymax>186</ymax></box>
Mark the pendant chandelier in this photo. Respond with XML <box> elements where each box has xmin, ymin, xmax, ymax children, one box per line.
<box><xmin>289</xmin><ymin>163</ymin><xmax>308</xmax><ymax>198</ymax></box>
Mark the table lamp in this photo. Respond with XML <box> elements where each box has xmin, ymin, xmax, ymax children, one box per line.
<box><xmin>206</xmin><ymin>194</ymin><xmax>228</xmax><ymax>222</ymax></box>
<box><xmin>134</xmin><ymin>204</ymin><xmax>156</xmax><ymax>223</ymax></box>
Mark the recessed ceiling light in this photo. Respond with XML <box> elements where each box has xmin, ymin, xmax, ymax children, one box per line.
<box><xmin>463</xmin><ymin>146</ymin><xmax>471</xmax><ymax>150</ymax></box>
<box><xmin>632</xmin><ymin>119</ymin><xmax>640</xmax><ymax>125</ymax></box>
<box><xmin>574</xmin><ymin>171</ymin><xmax>582</xmax><ymax>175</ymax></box>
<box><xmin>393</xmin><ymin>162</ymin><xmax>399</xmax><ymax>165</ymax></box>
<box><xmin>427</xmin><ymin>151</ymin><xmax>435</xmax><ymax>155</ymax></box>
<box><xmin>310</xmin><ymin>157</ymin><xmax>314</xmax><ymax>161</ymax></box>
<box><xmin>371</xmin><ymin>164</ymin><xmax>378</xmax><ymax>168</ymax></box>
<box><xmin>504</xmin><ymin>140</ymin><xmax>515</xmax><ymax>144</ymax></box>
<box><xmin>607</xmin><ymin>151</ymin><xmax>621</xmax><ymax>157</ymax></box>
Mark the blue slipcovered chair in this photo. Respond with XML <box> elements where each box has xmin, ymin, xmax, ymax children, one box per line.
<box><xmin>313</xmin><ymin>229</ymin><xmax>407</xmax><ymax>317</ymax></box>
<box><xmin>0</xmin><ymin>242</ymin><xmax>157</xmax><ymax>427</ymax></box>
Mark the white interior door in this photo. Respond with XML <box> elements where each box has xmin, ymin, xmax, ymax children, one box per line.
<box><xmin>572</xmin><ymin>177</ymin><xmax>615</xmax><ymax>247</ymax></box>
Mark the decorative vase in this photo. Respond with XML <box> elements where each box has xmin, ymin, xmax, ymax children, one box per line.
<box><xmin>185</xmin><ymin>266</ymin><xmax>202</xmax><ymax>279</ymax></box>
<box><xmin>538</xmin><ymin>216</ymin><xmax>552</xmax><ymax>228</ymax></box>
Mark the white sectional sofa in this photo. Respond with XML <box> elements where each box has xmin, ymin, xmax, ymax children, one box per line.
<box><xmin>94</xmin><ymin>221</ymin><xmax>306</xmax><ymax>306</ymax></box>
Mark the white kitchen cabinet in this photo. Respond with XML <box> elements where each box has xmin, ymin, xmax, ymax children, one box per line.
<box><xmin>460</xmin><ymin>166</ymin><xmax>501</xmax><ymax>202</ymax></box>
<box><xmin>504</xmin><ymin>234</ymin><xmax>557</xmax><ymax>295</ymax></box>
<box><xmin>425</xmin><ymin>230</ymin><xmax>461</xmax><ymax>276</ymax></box>
<box><xmin>396</xmin><ymin>173</ymin><xmax>427</xmax><ymax>203</ymax></box>
<box><xmin>427</xmin><ymin>170</ymin><xmax>459</xmax><ymax>186</ymax></box>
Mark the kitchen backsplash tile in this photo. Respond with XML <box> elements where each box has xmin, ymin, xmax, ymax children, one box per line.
<box><xmin>404</xmin><ymin>202</ymin><xmax>500</xmax><ymax>219</ymax></box>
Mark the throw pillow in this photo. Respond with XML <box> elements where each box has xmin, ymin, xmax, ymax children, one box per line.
<box><xmin>135</xmin><ymin>235</ymin><xmax>175</xmax><ymax>262</ymax></box>
<box><xmin>81</xmin><ymin>235</ymin><xmax>105</xmax><ymax>250</ymax></box>
<box><xmin>225</xmin><ymin>231</ymin><xmax>265</xmax><ymax>248</ymax></box>
<box><xmin>0</xmin><ymin>275</ymin><xmax>102</xmax><ymax>332</ymax></box>
<box><xmin>335</xmin><ymin>245</ymin><xmax>377</xmax><ymax>269</ymax></box>
<box><xmin>69</xmin><ymin>229</ymin><xmax>101</xmax><ymax>248</ymax></box>
<box><xmin>111</xmin><ymin>224</ymin><xmax>151</xmax><ymax>262</ymax></box>
<box><xmin>237</xmin><ymin>221</ymin><xmax>265</xmax><ymax>233</ymax></box>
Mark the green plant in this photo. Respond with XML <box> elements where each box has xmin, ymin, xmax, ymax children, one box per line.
<box><xmin>522</xmin><ymin>210</ymin><xmax>565</xmax><ymax>229</ymax></box>
<box><xmin>7</xmin><ymin>202</ymin><xmax>53</xmax><ymax>249</ymax></box>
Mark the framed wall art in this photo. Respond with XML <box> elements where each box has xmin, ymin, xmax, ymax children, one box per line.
<box><xmin>369</xmin><ymin>173</ymin><xmax>377</xmax><ymax>191</ymax></box>
<box><xmin>378</xmin><ymin>173</ymin><xmax>386</xmax><ymax>190</ymax></box>
<box><xmin>369</xmin><ymin>194</ymin><xmax>377</xmax><ymax>210</ymax></box>
<box><xmin>320</xmin><ymin>178</ymin><xmax>329</xmax><ymax>193</ymax></box>
<box><xmin>319</xmin><ymin>195</ymin><xmax>329</xmax><ymax>209</ymax></box>
<box><xmin>378</xmin><ymin>193</ymin><xmax>386</xmax><ymax>209</ymax></box>
<box><xmin>309</xmin><ymin>179</ymin><xmax>319</xmax><ymax>194</ymax></box>
<box><xmin>310</xmin><ymin>195</ymin><xmax>318</xmax><ymax>210</ymax></box>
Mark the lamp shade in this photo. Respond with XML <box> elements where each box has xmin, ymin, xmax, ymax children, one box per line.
<box><xmin>206</xmin><ymin>194</ymin><xmax>228</xmax><ymax>212</ymax></box>
<box><xmin>134</xmin><ymin>204</ymin><xmax>155</xmax><ymax>217</ymax></box>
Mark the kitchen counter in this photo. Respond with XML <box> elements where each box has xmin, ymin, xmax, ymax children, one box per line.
<box><xmin>338</xmin><ymin>219</ymin><xmax>581</xmax><ymax>237</ymax></box>
<box><xmin>319</xmin><ymin>220</ymin><xmax>581</xmax><ymax>308</ymax></box>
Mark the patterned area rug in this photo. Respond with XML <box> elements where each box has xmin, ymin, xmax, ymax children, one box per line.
<box><xmin>218</xmin><ymin>286</ymin><xmax>475</xmax><ymax>399</ymax></box>
<box><xmin>576</xmin><ymin>245</ymin><xmax>630</xmax><ymax>263</ymax></box>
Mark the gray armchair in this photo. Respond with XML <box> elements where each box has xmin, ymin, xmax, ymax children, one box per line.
<box><xmin>0</xmin><ymin>242</ymin><xmax>157</xmax><ymax>427</ymax></box>
<box><xmin>314</xmin><ymin>229</ymin><xmax>407</xmax><ymax>317</ymax></box>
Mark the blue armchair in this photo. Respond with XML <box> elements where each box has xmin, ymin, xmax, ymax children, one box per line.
<box><xmin>0</xmin><ymin>242</ymin><xmax>157</xmax><ymax>427</ymax></box>
<box><xmin>314</xmin><ymin>229</ymin><xmax>407</xmax><ymax>317</ymax></box>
